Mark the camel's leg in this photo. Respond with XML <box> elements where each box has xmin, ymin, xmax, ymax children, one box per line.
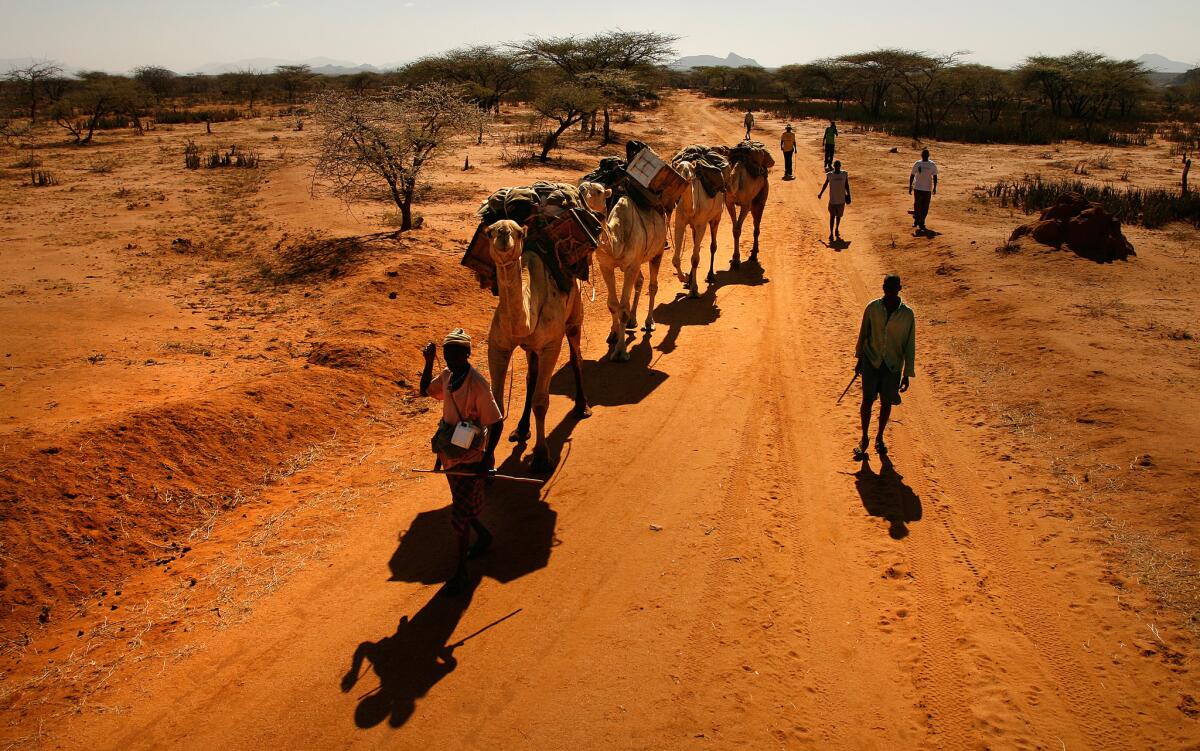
<box><xmin>707</xmin><ymin>216</ymin><xmax>720</xmax><ymax>284</ymax></box>
<box><xmin>626</xmin><ymin>266</ymin><xmax>643</xmax><ymax>333</ymax></box>
<box><xmin>599</xmin><ymin>258</ymin><xmax>622</xmax><ymax>357</ymax></box>
<box><xmin>688</xmin><ymin>222</ymin><xmax>703</xmax><ymax>298</ymax></box>
<box><xmin>566</xmin><ymin>293</ymin><xmax>591</xmax><ymax>418</ymax></box>
<box><xmin>672</xmin><ymin>212</ymin><xmax>688</xmax><ymax>285</ymax></box>
<box><xmin>730</xmin><ymin>203</ymin><xmax>748</xmax><ymax>270</ymax></box>
<box><xmin>642</xmin><ymin>251</ymin><xmax>663</xmax><ymax>332</ymax></box>
<box><xmin>724</xmin><ymin>199</ymin><xmax>738</xmax><ymax>269</ymax></box>
<box><xmin>749</xmin><ymin>184</ymin><xmax>768</xmax><ymax>263</ymax></box>
<box><xmin>529</xmin><ymin>339</ymin><xmax>563</xmax><ymax>474</ymax></box>
<box><xmin>509</xmin><ymin>349</ymin><xmax>536</xmax><ymax>443</ymax></box>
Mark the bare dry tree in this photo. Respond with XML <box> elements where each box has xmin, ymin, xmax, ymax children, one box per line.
<box><xmin>6</xmin><ymin>60</ymin><xmax>64</xmax><ymax>123</ymax></box>
<box><xmin>310</xmin><ymin>83</ymin><xmax>482</xmax><ymax>231</ymax></box>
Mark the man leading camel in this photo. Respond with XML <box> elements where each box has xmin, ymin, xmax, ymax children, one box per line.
<box><xmin>817</xmin><ymin>159</ymin><xmax>851</xmax><ymax>243</ymax></box>
<box><xmin>420</xmin><ymin>328</ymin><xmax>504</xmax><ymax>593</ymax></box>
<box><xmin>853</xmin><ymin>275</ymin><xmax>915</xmax><ymax>459</ymax></box>
<box><xmin>743</xmin><ymin>109</ymin><xmax>755</xmax><ymax>140</ymax></box>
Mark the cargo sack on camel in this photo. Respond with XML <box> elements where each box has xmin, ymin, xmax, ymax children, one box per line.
<box><xmin>463</xmin><ymin>181</ymin><xmax>603</xmax><ymax>293</ymax></box>
<box><xmin>672</xmin><ymin>145</ymin><xmax>730</xmax><ymax>198</ymax></box>
<box><xmin>579</xmin><ymin>141</ymin><xmax>687</xmax><ymax>214</ymax></box>
<box><xmin>723</xmin><ymin>140</ymin><xmax>775</xmax><ymax>179</ymax></box>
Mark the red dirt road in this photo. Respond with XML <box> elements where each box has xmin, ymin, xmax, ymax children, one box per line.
<box><xmin>36</xmin><ymin>97</ymin><xmax>1198</xmax><ymax>749</ymax></box>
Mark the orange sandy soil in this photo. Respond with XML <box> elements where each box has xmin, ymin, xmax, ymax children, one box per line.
<box><xmin>0</xmin><ymin>92</ymin><xmax>1197</xmax><ymax>749</ymax></box>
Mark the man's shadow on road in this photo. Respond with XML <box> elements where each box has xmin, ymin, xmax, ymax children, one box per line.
<box><xmin>855</xmin><ymin>455</ymin><xmax>923</xmax><ymax>539</ymax></box>
<box><xmin>342</xmin><ymin>457</ymin><xmax>557</xmax><ymax>729</ymax></box>
<box><xmin>340</xmin><ymin>575</ymin><xmax>480</xmax><ymax>729</ymax></box>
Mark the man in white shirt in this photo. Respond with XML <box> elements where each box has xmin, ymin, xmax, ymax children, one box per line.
<box><xmin>907</xmin><ymin>148</ymin><xmax>938</xmax><ymax>233</ymax></box>
<box><xmin>817</xmin><ymin>160</ymin><xmax>851</xmax><ymax>243</ymax></box>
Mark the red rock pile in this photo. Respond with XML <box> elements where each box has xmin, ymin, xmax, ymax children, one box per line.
<box><xmin>1009</xmin><ymin>193</ymin><xmax>1135</xmax><ymax>262</ymax></box>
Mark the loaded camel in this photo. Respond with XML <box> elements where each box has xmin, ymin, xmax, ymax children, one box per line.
<box><xmin>483</xmin><ymin>220</ymin><xmax>590</xmax><ymax>473</ymax></box>
<box><xmin>579</xmin><ymin>181</ymin><xmax>668</xmax><ymax>361</ymax></box>
<box><xmin>670</xmin><ymin>156</ymin><xmax>725</xmax><ymax>297</ymax></box>
<box><xmin>720</xmin><ymin>146</ymin><xmax>773</xmax><ymax>269</ymax></box>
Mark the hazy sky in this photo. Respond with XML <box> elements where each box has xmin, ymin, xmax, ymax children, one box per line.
<box><xmin>2</xmin><ymin>0</ymin><xmax>1197</xmax><ymax>72</ymax></box>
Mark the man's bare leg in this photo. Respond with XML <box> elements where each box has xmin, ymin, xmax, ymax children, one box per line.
<box><xmin>859</xmin><ymin>396</ymin><xmax>873</xmax><ymax>454</ymax></box>
<box><xmin>876</xmin><ymin>400</ymin><xmax>893</xmax><ymax>454</ymax></box>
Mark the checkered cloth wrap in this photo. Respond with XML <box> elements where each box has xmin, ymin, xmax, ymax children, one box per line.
<box><xmin>447</xmin><ymin>472</ymin><xmax>485</xmax><ymax>535</ymax></box>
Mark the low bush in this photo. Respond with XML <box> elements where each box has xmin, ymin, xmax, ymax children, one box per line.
<box><xmin>155</xmin><ymin>108</ymin><xmax>241</xmax><ymax>125</ymax></box>
<box><xmin>980</xmin><ymin>175</ymin><xmax>1200</xmax><ymax>228</ymax></box>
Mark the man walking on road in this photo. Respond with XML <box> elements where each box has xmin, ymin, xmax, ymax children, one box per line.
<box><xmin>780</xmin><ymin>124</ymin><xmax>797</xmax><ymax>180</ymax></box>
<box><xmin>817</xmin><ymin>160</ymin><xmax>851</xmax><ymax>243</ymax></box>
<box><xmin>853</xmin><ymin>275</ymin><xmax>915</xmax><ymax>459</ymax></box>
<box><xmin>823</xmin><ymin>120</ymin><xmax>838</xmax><ymax>171</ymax></box>
<box><xmin>743</xmin><ymin>109</ymin><xmax>755</xmax><ymax>140</ymax></box>
<box><xmin>908</xmin><ymin>148</ymin><xmax>938</xmax><ymax>234</ymax></box>
<box><xmin>420</xmin><ymin>328</ymin><xmax>504</xmax><ymax>594</ymax></box>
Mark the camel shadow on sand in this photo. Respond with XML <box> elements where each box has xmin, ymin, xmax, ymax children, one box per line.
<box><xmin>342</xmin><ymin>453</ymin><xmax>556</xmax><ymax>729</ymax></box>
<box><xmin>652</xmin><ymin>259</ymin><xmax>769</xmax><ymax>353</ymax></box>
<box><xmin>548</xmin><ymin>333</ymin><xmax>668</xmax><ymax>408</ymax></box>
<box><xmin>855</xmin><ymin>455</ymin><xmax>923</xmax><ymax>539</ymax></box>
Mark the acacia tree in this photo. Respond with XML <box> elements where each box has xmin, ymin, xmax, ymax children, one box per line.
<box><xmin>1018</xmin><ymin>52</ymin><xmax>1149</xmax><ymax>122</ymax></box>
<box><xmin>274</xmin><ymin>64</ymin><xmax>316</xmax><ymax>105</ymax></box>
<box><xmin>227</xmin><ymin>69</ymin><xmax>266</xmax><ymax>114</ymax></box>
<box><xmin>133</xmin><ymin>65</ymin><xmax>177</xmax><ymax>106</ymax></box>
<box><xmin>956</xmin><ymin>64</ymin><xmax>1013</xmax><ymax>124</ymax></box>
<box><xmin>777</xmin><ymin>61</ymin><xmax>854</xmax><ymax>110</ymax></box>
<box><xmin>511</xmin><ymin>31</ymin><xmax>677</xmax><ymax>142</ymax></box>
<box><xmin>311</xmin><ymin>83</ymin><xmax>481</xmax><ymax>231</ymax></box>
<box><xmin>838</xmin><ymin>49</ymin><xmax>913</xmax><ymax>119</ymax></box>
<box><xmin>403</xmin><ymin>45</ymin><xmax>530</xmax><ymax>113</ymax></box>
<box><xmin>6</xmin><ymin>61</ymin><xmax>64</xmax><ymax>123</ymax></box>
<box><xmin>52</xmin><ymin>73</ymin><xmax>150</xmax><ymax>144</ymax></box>
<box><xmin>533</xmin><ymin>81</ymin><xmax>601</xmax><ymax>161</ymax></box>
<box><xmin>890</xmin><ymin>51</ymin><xmax>967</xmax><ymax>137</ymax></box>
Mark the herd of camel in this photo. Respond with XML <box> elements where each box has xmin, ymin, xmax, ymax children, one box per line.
<box><xmin>477</xmin><ymin>142</ymin><xmax>774</xmax><ymax>472</ymax></box>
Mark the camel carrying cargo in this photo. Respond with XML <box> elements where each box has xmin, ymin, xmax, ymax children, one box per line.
<box><xmin>463</xmin><ymin>181</ymin><xmax>604</xmax><ymax>294</ymax></box>
<box><xmin>580</xmin><ymin>140</ymin><xmax>687</xmax><ymax>214</ymax></box>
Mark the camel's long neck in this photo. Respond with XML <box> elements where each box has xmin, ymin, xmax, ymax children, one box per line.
<box><xmin>494</xmin><ymin>253</ymin><xmax>536</xmax><ymax>339</ymax></box>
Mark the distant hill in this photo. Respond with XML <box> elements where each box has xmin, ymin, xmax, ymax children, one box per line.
<box><xmin>1136</xmin><ymin>53</ymin><xmax>1194</xmax><ymax>73</ymax></box>
<box><xmin>669</xmin><ymin>53</ymin><xmax>762</xmax><ymax>71</ymax></box>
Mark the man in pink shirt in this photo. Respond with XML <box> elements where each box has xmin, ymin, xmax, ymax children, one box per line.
<box><xmin>420</xmin><ymin>328</ymin><xmax>504</xmax><ymax>593</ymax></box>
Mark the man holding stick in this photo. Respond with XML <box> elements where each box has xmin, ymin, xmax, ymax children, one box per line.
<box><xmin>853</xmin><ymin>275</ymin><xmax>916</xmax><ymax>459</ymax></box>
<box><xmin>420</xmin><ymin>328</ymin><xmax>504</xmax><ymax>593</ymax></box>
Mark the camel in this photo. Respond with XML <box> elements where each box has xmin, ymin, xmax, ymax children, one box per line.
<box><xmin>722</xmin><ymin>149</ymin><xmax>773</xmax><ymax>269</ymax></box>
<box><xmin>484</xmin><ymin>219</ymin><xmax>590</xmax><ymax>473</ymax></box>
<box><xmin>670</xmin><ymin>159</ymin><xmax>724</xmax><ymax>297</ymax></box>
<box><xmin>579</xmin><ymin>182</ymin><xmax>668</xmax><ymax>361</ymax></box>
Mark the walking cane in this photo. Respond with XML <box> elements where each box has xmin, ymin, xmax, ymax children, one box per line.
<box><xmin>411</xmin><ymin>468</ymin><xmax>545</xmax><ymax>486</ymax></box>
<box><xmin>836</xmin><ymin>372</ymin><xmax>859</xmax><ymax>405</ymax></box>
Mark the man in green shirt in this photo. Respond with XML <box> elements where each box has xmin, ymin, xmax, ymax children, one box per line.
<box><xmin>823</xmin><ymin>120</ymin><xmax>838</xmax><ymax>171</ymax></box>
<box><xmin>853</xmin><ymin>274</ymin><xmax>915</xmax><ymax>459</ymax></box>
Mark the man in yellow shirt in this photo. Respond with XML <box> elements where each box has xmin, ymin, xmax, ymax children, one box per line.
<box><xmin>853</xmin><ymin>274</ymin><xmax>915</xmax><ymax>459</ymax></box>
<box><xmin>780</xmin><ymin>124</ymin><xmax>796</xmax><ymax>180</ymax></box>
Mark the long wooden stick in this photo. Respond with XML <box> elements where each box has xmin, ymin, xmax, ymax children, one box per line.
<box><xmin>836</xmin><ymin>372</ymin><xmax>859</xmax><ymax>404</ymax></box>
<box><xmin>411</xmin><ymin>468</ymin><xmax>545</xmax><ymax>485</ymax></box>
